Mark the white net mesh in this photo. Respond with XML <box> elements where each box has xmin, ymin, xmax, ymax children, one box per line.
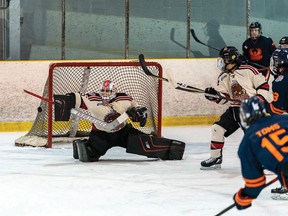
<box><xmin>15</xmin><ymin>61</ymin><xmax>163</xmax><ymax>147</ymax></box>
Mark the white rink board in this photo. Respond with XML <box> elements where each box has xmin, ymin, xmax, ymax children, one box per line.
<box><xmin>0</xmin><ymin>59</ymin><xmax>227</xmax><ymax>122</ymax></box>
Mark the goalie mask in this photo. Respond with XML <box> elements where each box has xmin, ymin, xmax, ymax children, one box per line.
<box><xmin>249</xmin><ymin>22</ymin><xmax>262</xmax><ymax>40</ymax></box>
<box><xmin>239</xmin><ymin>96</ymin><xmax>266</xmax><ymax>129</ymax></box>
<box><xmin>99</xmin><ymin>80</ymin><xmax>117</xmax><ymax>101</ymax></box>
<box><xmin>270</xmin><ymin>48</ymin><xmax>288</xmax><ymax>76</ymax></box>
<box><xmin>217</xmin><ymin>46</ymin><xmax>241</xmax><ymax>72</ymax></box>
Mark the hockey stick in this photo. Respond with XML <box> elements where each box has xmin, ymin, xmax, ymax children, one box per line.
<box><xmin>24</xmin><ymin>89</ymin><xmax>55</xmax><ymax>104</ymax></box>
<box><xmin>170</xmin><ymin>28</ymin><xmax>205</xmax><ymax>57</ymax></box>
<box><xmin>190</xmin><ymin>29</ymin><xmax>269</xmax><ymax>70</ymax></box>
<box><xmin>214</xmin><ymin>176</ymin><xmax>278</xmax><ymax>216</ymax></box>
<box><xmin>69</xmin><ymin>67</ymin><xmax>91</xmax><ymax>137</ymax></box>
<box><xmin>138</xmin><ymin>56</ymin><xmax>240</xmax><ymax>103</ymax></box>
<box><xmin>70</xmin><ymin>108</ymin><xmax>129</xmax><ymax>132</ymax></box>
<box><xmin>175</xmin><ymin>83</ymin><xmax>241</xmax><ymax>103</ymax></box>
<box><xmin>138</xmin><ymin>54</ymin><xmax>169</xmax><ymax>82</ymax></box>
<box><xmin>170</xmin><ymin>27</ymin><xmax>195</xmax><ymax>53</ymax></box>
<box><xmin>190</xmin><ymin>29</ymin><xmax>220</xmax><ymax>52</ymax></box>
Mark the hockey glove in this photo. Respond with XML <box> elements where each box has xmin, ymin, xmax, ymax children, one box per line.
<box><xmin>127</xmin><ymin>107</ymin><xmax>148</xmax><ymax>127</ymax></box>
<box><xmin>204</xmin><ymin>87</ymin><xmax>221</xmax><ymax>103</ymax></box>
<box><xmin>233</xmin><ymin>188</ymin><xmax>253</xmax><ymax>210</ymax></box>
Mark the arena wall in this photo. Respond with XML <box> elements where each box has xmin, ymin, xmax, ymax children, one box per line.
<box><xmin>0</xmin><ymin>59</ymin><xmax>227</xmax><ymax>131</ymax></box>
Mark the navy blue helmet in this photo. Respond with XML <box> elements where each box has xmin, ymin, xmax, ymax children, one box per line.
<box><xmin>240</xmin><ymin>96</ymin><xmax>266</xmax><ymax>129</ymax></box>
<box><xmin>270</xmin><ymin>48</ymin><xmax>288</xmax><ymax>75</ymax></box>
<box><xmin>249</xmin><ymin>22</ymin><xmax>262</xmax><ymax>40</ymax></box>
<box><xmin>279</xmin><ymin>36</ymin><xmax>288</xmax><ymax>45</ymax></box>
<box><xmin>249</xmin><ymin>21</ymin><xmax>262</xmax><ymax>30</ymax></box>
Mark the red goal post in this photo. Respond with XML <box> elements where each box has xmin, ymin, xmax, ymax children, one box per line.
<box><xmin>15</xmin><ymin>61</ymin><xmax>163</xmax><ymax>148</ymax></box>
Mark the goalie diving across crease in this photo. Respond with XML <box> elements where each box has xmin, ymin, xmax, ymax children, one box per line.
<box><xmin>23</xmin><ymin>89</ymin><xmax>129</xmax><ymax>132</ymax></box>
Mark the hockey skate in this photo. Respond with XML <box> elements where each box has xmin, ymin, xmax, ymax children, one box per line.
<box><xmin>74</xmin><ymin>139</ymin><xmax>99</xmax><ymax>162</ymax></box>
<box><xmin>271</xmin><ymin>186</ymin><xmax>288</xmax><ymax>200</ymax></box>
<box><xmin>200</xmin><ymin>156</ymin><xmax>222</xmax><ymax>170</ymax></box>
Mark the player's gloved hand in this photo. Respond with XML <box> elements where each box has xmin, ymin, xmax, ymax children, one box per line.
<box><xmin>204</xmin><ymin>87</ymin><xmax>220</xmax><ymax>103</ymax></box>
<box><xmin>233</xmin><ymin>188</ymin><xmax>253</xmax><ymax>210</ymax></box>
<box><xmin>127</xmin><ymin>107</ymin><xmax>148</xmax><ymax>127</ymax></box>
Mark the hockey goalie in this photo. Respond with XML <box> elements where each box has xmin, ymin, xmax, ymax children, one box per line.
<box><xmin>54</xmin><ymin>79</ymin><xmax>185</xmax><ymax>162</ymax></box>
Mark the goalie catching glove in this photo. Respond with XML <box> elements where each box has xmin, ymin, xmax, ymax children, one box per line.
<box><xmin>127</xmin><ymin>107</ymin><xmax>148</xmax><ymax>127</ymax></box>
<box><xmin>204</xmin><ymin>87</ymin><xmax>221</xmax><ymax>103</ymax></box>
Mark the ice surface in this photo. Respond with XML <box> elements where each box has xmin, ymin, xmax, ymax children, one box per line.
<box><xmin>0</xmin><ymin>126</ymin><xmax>285</xmax><ymax>216</ymax></box>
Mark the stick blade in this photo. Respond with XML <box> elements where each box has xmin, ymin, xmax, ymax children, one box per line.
<box><xmin>139</xmin><ymin>54</ymin><xmax>152</xmax><ymax>76</ymax></box>
<box><xmin>190</xmin><ymin>29</ymin><xmax>201</xmax><ymax>43</ymax></box>
<box><xmin>138</xmin><ymin>54</ymin><xmax>169</xmax><ymax>82</ymax></box>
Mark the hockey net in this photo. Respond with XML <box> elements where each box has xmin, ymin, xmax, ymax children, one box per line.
<box><xmin>15</xmin><ymin>61</ymin><xmax>163</xmax><ymax>148</ymax></box>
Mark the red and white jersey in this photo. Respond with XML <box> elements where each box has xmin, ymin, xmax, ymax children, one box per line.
<box><xmin>74</xmin><ymin>92</ymin><xmax>138</xmax><ymax>131</ymax></box>
<box><xmin>216</xmin><ymin>65</ymin><xmax>271</xmax><ymax>106</ymax></box>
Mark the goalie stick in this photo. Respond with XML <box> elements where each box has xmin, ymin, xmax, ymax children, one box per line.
<box><xmin>138</xmin><ymin>55</ymin><xmax>240</xmax><ymax>103</ymax></box>
<box><xmin>190</xmin><ymin>29</ymin><xmax>269</xmax><ymax>70</ymax></box>
<box><xmin>69</xmin><ymin>67</ymin><xmax>91</xmax><ymax>137</ymax></box>
<box><xmin>214</xmin><ymin>176</ymin><xmax>278</xmax><ymax>216</ymax></box>
<box><xmin>70</xmin><ymin>108</ymin><xmax>129</xmax><ymax>132</ymax></box>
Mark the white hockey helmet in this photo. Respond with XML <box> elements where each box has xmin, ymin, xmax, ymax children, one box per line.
<box><xmin>99</xmin><ymin>80</ymin><xmax>117</xmax><ymax>101</ymax></box>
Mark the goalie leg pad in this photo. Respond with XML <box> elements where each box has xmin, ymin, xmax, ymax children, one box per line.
<box><xmin>126</xmin><ymin>134</ymin><xmax>185</xmax><ymax>160</ymax></box>
<box><xmin>72</xmin><ymin>138</ymin><xmax>88</xmax><ymax>159</ymax></box>
<box><xmin>168</xmin><ymin>140</ymin><xmax>186</xmax><ymax>160</ymax></box>
<box><xmin>74</xmin><ymin>139</ymin><xmax>100</xmax><ymax>162</ymax></box>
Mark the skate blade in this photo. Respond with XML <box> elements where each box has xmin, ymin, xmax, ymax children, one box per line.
<box><xmin>200</xmin><ymin>164</ymin><xmax>221</xmax><ymax>170</ymax></box>
<box><xmin>271</xmin><ymin>194</ymin><xmax>288</xmax><ymax>200</ymax></box>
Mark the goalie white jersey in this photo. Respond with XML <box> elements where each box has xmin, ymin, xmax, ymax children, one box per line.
<box><xmin>216</xmin><ymin>64</ymin><xmax>272</xmax><ymax>106</ymax></box>
<box><xmin>74</xmin><ymin>92</ymin><xmax>138</xmax><ymax>132</ymax></box>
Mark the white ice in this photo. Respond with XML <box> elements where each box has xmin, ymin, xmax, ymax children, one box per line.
<box><xmin>0</xmin><ymin>126</ymin><xmax>286</xmax><ymax>216</ymax></box>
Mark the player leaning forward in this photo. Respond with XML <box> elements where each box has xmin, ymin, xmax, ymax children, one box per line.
<box><xmin>201</xmin><ymin>46</ymin><xmax>272</xmax><ymax>169</ymax></box>
<box><xmin>56</xmin><ymin>80</ymin><xmax>185</xmax><ymax>162</ymax></box>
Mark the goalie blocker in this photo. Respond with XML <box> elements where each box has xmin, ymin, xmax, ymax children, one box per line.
<box><xmin>73</xmin><ymin>133</ymin><xmax>185</xmax><ymax>162</ymax></box>
<box><xmin>54</xmin><ymin>94</ymin><xmax>76</xmax><ymax>121</ymax></box>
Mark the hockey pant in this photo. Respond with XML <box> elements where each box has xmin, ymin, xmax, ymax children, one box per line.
<box><xmin>126</xmin><ymin>134</ymin><xmax>185</xmax><ymax>160</ymax></box>
<box><xmin>210</xmin><ymin>107</ymin><xmax>241</xmax><ymax>158</ymax></box>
